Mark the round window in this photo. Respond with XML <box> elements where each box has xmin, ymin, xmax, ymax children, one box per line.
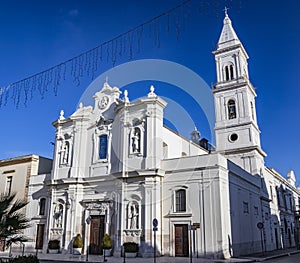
<box><xmin>229</xmin><ymin>133</ymin><xmax>238</xmax><ymax>142</ymax></box>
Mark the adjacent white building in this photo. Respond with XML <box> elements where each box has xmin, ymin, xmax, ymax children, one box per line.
<box><xmin>23</xmin><ymin>12</ymin><xmax>300</xmax><ymax>259</ymax></box>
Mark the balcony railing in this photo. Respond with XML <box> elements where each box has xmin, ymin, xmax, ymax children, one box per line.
<box><xmin>212</xmin><ymin>76</ymin><xmax>249</xmax><ymax>90</ymax></box>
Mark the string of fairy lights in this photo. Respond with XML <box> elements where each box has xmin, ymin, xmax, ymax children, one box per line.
<box><xmin>0</xmin><ymin>0</ymin><xmax>242</xmax><ymax>108</ymax></box>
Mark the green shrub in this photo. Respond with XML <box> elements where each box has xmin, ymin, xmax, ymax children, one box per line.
<box><xmin>48</xmin><ymin>239</ymin><xmax>60</xmax><ymax>249</ymax></box>
<box><xmin>9</xmin><ymin>255</ymin><xmax>39</xmax><ymax>263</ymax></box>
<box><xmin>102</xmin><ymin>233</ymin><xmax>112</xmax><ymax>249</ymax></box>
<box><xmin>123</xmin><ymin>242</ymin><xmax>138</xmax><ymax>253</ymax></box>
<box><xmin>73</xmin><ymin>234</ymin><xmax>83</xmax><ymax>248</ymax></box>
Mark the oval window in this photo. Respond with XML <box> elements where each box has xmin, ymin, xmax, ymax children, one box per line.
<box><xmin>229</xmin><ymin>133</ymin><xmax>238</xmax><ymax>142</ymax></box>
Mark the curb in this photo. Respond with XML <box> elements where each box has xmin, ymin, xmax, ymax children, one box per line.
<box><xmin>2</xmin><ymin>250</ymin><xmax>300</xmax><ymax>263</ymax></box>
<box><xmin>245</xmin><ymin>250</ymin><xmax>300</xmax><ymax>262</ymax></box>
<box><xmin>40</xmin><ymin>261</ymin><xmax>100</xmax><ymax>263</ymax></box>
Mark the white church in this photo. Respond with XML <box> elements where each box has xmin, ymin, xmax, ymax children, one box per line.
<box><xmin>25</xmin><ymin>12</ymin><xmax>300</xmax><ymax>259</ymax></box>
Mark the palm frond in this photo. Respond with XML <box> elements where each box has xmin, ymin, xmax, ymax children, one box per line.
<box><xmin>0</xmin><ymin>193</ymin><xmax>30</xmax><ymax>246</ymax></box>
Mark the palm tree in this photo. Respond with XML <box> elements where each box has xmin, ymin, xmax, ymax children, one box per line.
<box><xmin>0</xmin><ymin>193</ymin><xmax>30</xmax><ymax>249</ymax></box>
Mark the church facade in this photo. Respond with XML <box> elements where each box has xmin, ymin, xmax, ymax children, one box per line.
<box><xmin>25</xmin><ymin>13</ymin><xmax>300</xmax><ymax>259</ymax></box>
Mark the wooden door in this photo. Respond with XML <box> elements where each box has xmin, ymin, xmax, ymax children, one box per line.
<box><xmin>35</xmin><ymin>224</ymin><xmax>45</xmax><ymax>249</ymax></box>
<box><xmin>275</xmin><ymin>228</ymin><xmax>279</xmax><ymax>249</ymax></box>
<box><xmin>174</xmin><ymin>224</ymin><xmax>189</xmax><ymax>257</ymax></box>
<box><xmin>89</xmin><ymin>215</ymin><xmax>105</xmax><ymax>255</ymax></box>
<box><xmin>0</xmin><ymin>239</ymin><xmax>5</xmax><ymax>252</ymax></box>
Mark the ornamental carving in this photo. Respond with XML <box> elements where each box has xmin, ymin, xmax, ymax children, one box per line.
<box><xmin>51</xmin><ymin>228</ymin><xmax>63</xmax><ymax>236</ymax></box>
<box><xmin>86</xmin><ymin>202</ymin><xmax>110</xmax><ymax>215</ymax></box>
<box><xmin>96</xmin><ymin>116</ymin><xmax>113</xmax><ymax>127</ymax></box>
<box><xmin>123</xmin><ymin>229</ymin><xmax>142</xmax><ymax>237</ymax></box>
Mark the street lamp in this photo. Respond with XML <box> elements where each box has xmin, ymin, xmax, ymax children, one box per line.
<box><xmin>86</xmin><ymin>216</ymin><xmax>91</xmax><ymax>262</ymax></box>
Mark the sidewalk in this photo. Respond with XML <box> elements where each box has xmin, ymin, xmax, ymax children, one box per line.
<box><xmin>1</xmin><ymin>248</ymin><xmax>299</xmax><ymax>263</ymax></box>
<box><xmin>239</xmin><ymin>247</ymin><xmax>300</xmax><ymax>262</ymax></box>
<box><xmin>37</xmin><ymin>254</ymin><xmax>251</xmax><ymax>263</ymax></box>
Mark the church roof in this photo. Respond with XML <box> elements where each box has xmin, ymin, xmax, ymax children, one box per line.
<box><xmin>217</xmin><ymin>12</ymin><xmax>241</xmax><ymax>50</ymax></box>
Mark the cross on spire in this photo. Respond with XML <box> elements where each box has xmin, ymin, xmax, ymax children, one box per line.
<box><xmin>223</xmin><ymin>6</ymin><xmax>229</xmax><ymax>16</ymax></box>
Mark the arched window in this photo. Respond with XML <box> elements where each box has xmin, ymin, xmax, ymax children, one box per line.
<box><xmin>175</xmin><ymin>189</ymin><xmax>186</xmax><ymax>212</ymax></box>
<box><xmin>276</xmin><ymin>186</ymin><xmax>281</xmax><ymax>207</ymax></box>
<box><xmin>99</xmin><ymin>134</ymin><xmax>108</xmax><ymax>159</ymax></box>
<box><xmin>39</xmin><ymin>198</ymin><xmax>46</xmax><ymax>216</ymax></box>
<box><xmin>229</xmin><ymin>65</ymin><xmax>234</xmax><ymax>80</ymax></box>
<box><xmin>228</xmin><ymin>100</ymin><xmax>237</xmax><ymax>119</ymax></box>
<box><xmin>284</xmin><ymin>218</ymin><xmax>288</xmax><ymax>234</ymax></box>
<box><xmin>225</xmin><ymin>66</ymin><xmax>229</xmax><ymax>81</ymax></box>
<box><xmin>224</xmin><ymin>65</ymin><xmax>234</xmax><ymax>81</ymax></box>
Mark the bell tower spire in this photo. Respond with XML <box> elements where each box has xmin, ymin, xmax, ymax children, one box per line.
<box><xmin>212</xmin><ymin>11</ymin><xmax>266</xmax><ymax>175</ymax></box>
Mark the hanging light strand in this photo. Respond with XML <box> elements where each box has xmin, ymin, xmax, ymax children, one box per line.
<box><xmin>0</xmin><ymin>0</ymin><xmax>242</xmax><ymax>108</ymax></box>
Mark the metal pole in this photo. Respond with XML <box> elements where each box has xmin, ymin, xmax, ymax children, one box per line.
<box><xmin>86</xmin><ymin>214</ymin><xmax>91</xmax><ymax>262</ymax></box>
<box><xmin>103</xmin><ymin>249</ymin><xmax>106</xmax><ymax>262</ymax></box>
<box><xmin>260</xmin><ymin>229</ymin><xmax>264</xmax><ymax>254</ymax></box>
<box><xmin>189</xmin><ymin>224</ymin><xmax>192</xmax><ymax>263</ymax></box>
<box><xmin>86</xmin><ymin>245</ymin><xmax>89</xmax><ymax>262</ymax></box>
<box><xmin>86</xmin><ymin>224</ymin><xmax>89</xmax><ymax>262</ymax></box>
<box><xmin>123</xmin><ymin>245</ymin><xmax>126</xmax><ymax>263</ymax></box>
<box><xmin>154</xmin><ymin>230</ymin><xmax>157</xmax><ymax>263</ymax></box>
<box><xmin>201</xmin><ymin>172</ymin><xmax>206</xmax><ymax>257</ymax></box>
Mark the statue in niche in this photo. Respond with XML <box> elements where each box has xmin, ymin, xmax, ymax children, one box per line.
<box><xmin>54</xmin><ymin>204</ymin><xmax>63</xmax><ymax>228</ymax></box>
<box><xmin>132</xmin><ymin>128</ymin><xmax>140</xmax><ymax>153</ymax></box>
<box><xmin>129</xmin><ymin>204</ymin><xmax>139</xmax><ymax>229</ymax></box>
<box><xmin>61</xmin><ymin>141</ymin><xmax>69</xmax><ymax>164</ymax></box>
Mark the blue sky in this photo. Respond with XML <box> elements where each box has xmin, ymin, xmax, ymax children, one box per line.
<box><xmin>0</xmin><ymin>0</ymin><xmax>299</xmax><ymax>186</ymax></box>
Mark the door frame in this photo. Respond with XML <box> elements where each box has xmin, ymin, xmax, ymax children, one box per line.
<box><xmin>89</xmin><ymin>215</ymin><xmax>105</xmax><ymax>255</ymax></box>
<box><xmin>170</xmin><ymin>219</ymin><xmax>191</xmax><ymax>257</ymax></box>
<box><xmin>35</xmin><ymin>224</ymin><xmax>45</xmax><ymax>250</ymax></box>
<box><xmin>174</xmin><ymin>224</ymin><xmax>189</xmax><ymax>257</ymax></box>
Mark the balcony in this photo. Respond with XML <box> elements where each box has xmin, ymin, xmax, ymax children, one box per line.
<box><xmin>212</xmin><ymin>76</ymin><xmax>250</xmax><ymax>90</ymax></box>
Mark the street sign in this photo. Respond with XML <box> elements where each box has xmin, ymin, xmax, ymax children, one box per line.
<box><xmin>153</xmin><ymin>227</ymin><xmax>158</xmax><ymax>232</ymax></box>
<box><xmin>193</xmin><ymin>223</ymin><xmax>200</xmax><ymax>229</ymax></box>
<box><xmin>257</xmin><ymin>222</ymin><xmax>264</xmax><ymax>229</ymax></box>
<box><xmin>86</xmin><ymin>216</ymin><xmax>91</xmax><ymax>225</ymax></box>
<box><xmin>153</xmin><ymin>218</ymin><xmax>158</xmax><ymax>227</ymax></box>
<box><xmin>189</xmin><ymin>225</ymin><xmax>196</xmax><ymax>231</ymax></box>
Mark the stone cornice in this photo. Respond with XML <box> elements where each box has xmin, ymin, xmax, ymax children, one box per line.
<box><xmin>212</xmin><ymin>78</ymin><xmax>256</xmax><ymax>97</ymax></box>
<box><xmin>213</xmin><ymin>43</ymin><xmax>248</xmax><ymax>59</ymax></box>
<box><xmin>165</xmin><ymin>212</ymin><xmax>192</xmax><ymax>218</ymax></box>
<box><xmin>265</xmin><ymin>167</ymin><xmax>300</xmax><ymax>194</ymax></box>
<box><xmin>214</xmin><ymin>121</ymin><xmax>260</xmax><ymax>133</ymax></box>
<box><xmin>221</xmin><ymin>145</ymin><xmax>267</xmax><ymax>157</ymax></box>
<box><xmin>0</xmin><ymin>154</ymin><xmax>39</xmax><ymax>167</ymax></box>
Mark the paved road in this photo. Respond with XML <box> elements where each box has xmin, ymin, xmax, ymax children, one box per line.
<box><xmin>39</xmin><ymin>253</ymin><xmax>300</xmax><ymax>263</ymax></box>
<box><xmin>265</xmin><ymin>253</ymin><xmax>300</xmax><ymax>263</ymax></box>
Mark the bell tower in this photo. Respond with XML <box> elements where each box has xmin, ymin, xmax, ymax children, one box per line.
<box><xmin>212</xmin><ymin>10</ymin><xmax>266</xmax><ymax>175</ymax></box>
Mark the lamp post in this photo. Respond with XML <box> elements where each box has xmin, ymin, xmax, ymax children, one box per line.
<box><xmin>189</xmin><ymin>223</ymin><xmax>192</xmax><ymax>263</ymax></box>
<box><xmin>86</xmin><ymin>216</ymin><xmax>91</xmax><ymax>262</ymax></box>
<box><xmin>153</xmin><ymin>218</ymin><xmax>158</xmax><ymax>263</ymax></box>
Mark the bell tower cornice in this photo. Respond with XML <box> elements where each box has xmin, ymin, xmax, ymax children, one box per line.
<box><xmin>212</xmin><ymin>76</ymin><xmax>256</xmax><ymax>96</ymax></box>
